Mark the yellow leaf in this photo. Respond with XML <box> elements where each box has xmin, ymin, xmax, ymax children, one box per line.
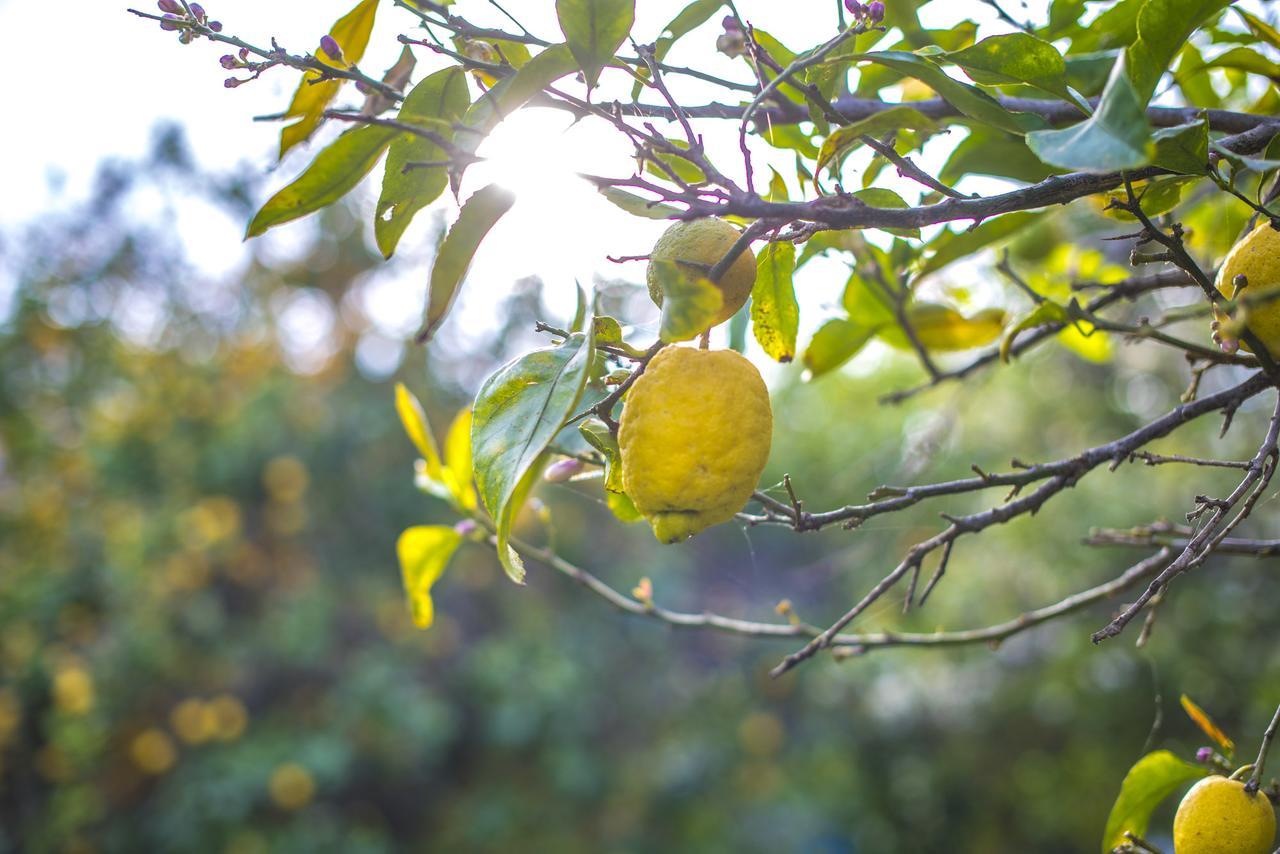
<box><xmin>880</xmin><ymin>304</ymin><xmax>1006</xmax><ymax>352</ymax></box>
<box><xmin>1181</xmin><ymin>694</ymin><xmax>1235</xmax><ymax>756</ymax></box>
<box><xmin>395</xmin><ymin>383</ymin><xmax>443</xmax><ymax>480</ymax></box>
<box><xmin>279</xmin><ymin>0</ymin><xmax>381</xmax><ymax>159</ymax></box>
<box><xmin>397</xmin><ymin>526</ymin><xmax>463</xmax><ymax>629</ymax></box>
<box><xmin>1058</xmin><ymin>321</ymin><xmax>1112</xmax><ymax>363</ymax></box>
<box><xmin>443</xmin><ymin>407</ymin><xmax>478</xmax><ymax>511</ymax></box>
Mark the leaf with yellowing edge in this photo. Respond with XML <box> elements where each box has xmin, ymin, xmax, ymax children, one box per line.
<box><xmin>1181</xmin><ymin>694</ymin><xmax>1235</xmax><ymax>756</ymax></box>
<box><xmin>278</xmin><ymin>0</ymin><xmax>381</xmax><ymax>159</ymax></box>
<box><xmin>397</xmin><ymin>526</ymin><xmax>463</xmax><ymax>629</ymax></box>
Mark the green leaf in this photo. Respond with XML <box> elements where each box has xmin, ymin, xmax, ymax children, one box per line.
<box><xmin>854</xmin><ymin>51</ymin><xmax>1044</xmax><ymax>135</ymax></box>
<box><xmin>650</xmin><ymin>260</ymin><xmax>723</xmax><ymax>342</ymax></box>
<box><xmin>594</xmin><ymin>184</ymin><xmax>681</xmax><ymax>219</ymax></box>
<box><xmin>760</xmin><ymin>123</ymin><xmax>820</xmax><ymax>160</ymax></box>
<box><xmin>917</xmin><ymin>212</ymin><xmax>1046</xmax><ymax>279</ymax></box>
<box><xmin>1025</xmin><ymin>56</ymin><xmax>1152</xmax><ymax>172</ymax></box>
<box><xmin>417</xmin><ymin>184</ymin><xmax>517</xmax><ymax>343</ymax></box>
<box><xmin>472</xmin><ymin>331</ymin><xmax>594</xmax><ymax>583</ymax></box>
<box><xmin>631</xmin><ymin>0</ymin><xmax>723</xmax><ymax>98</ymax></box>
<box><xmin>947</xmin><ymin>33</ymin><xmax>1075</xmax><ymax>103</ymax></box>
<box><xmin>455</xmin><ymin>44</ymin><xmax>580</xmax><ymax>173</ymax></box>
<box><xmin>248</xmin><ymin>125</ymin><xmax>396</xmax><ymax>238</ymax></box>
<box><xmin>278</xmin><ymin>0</ymin><xmax>380</xmax><ymax>158</ymax></box>
<box><xmin>1000</xmin><ymin>300</ymin><xmax>1070</xmax><ymax>362</ymax></box>
<box><xmin>1066</xmin><ymin>51</ymin><xmax>1121</xmax><ymax>97</ymax></box>
<box><xmin>375</xmin><ymin>67</ymin><xmax>471</xmax><ymax>258</ymax></box>
<box><xmin>556</xmin><ymin>0</ymin><xmax>635</xmax><ymax>89</ymax></box>
<box><xmin>850</xmin><ymin>188</ymin><xmax>919</xmax><ymax>239</ymax></box>
<box><xmin>940</xmin><ymin>126</ymin><xmax>1058</xmax><ymax>185</ymax></box>
<box><xmin>1102</xmin><ymin>177</ymin><xmax>1197</xmax><ymax>221</ymax></box>
<box><xmin>605</xmin><ymin>491</ymin><xmax>643</xmax><ymax>523</ymax></box>
<box><xmin>578</xmin><ymin>419</ymin><xmax>627</xmax><ymax>495</ymax></box>
<box><xmin>815</xmin><ymin>106</ymin><xmax>940</xmax><ymax>177</ymax></box>
<box><xmin>397</xmin><ymin>525</ymin><xmax>463</xmax><ymax>629</ymax></box>
<box><xmin>843</xmin><ymin>269</ymin><xmax>897</xmax><ymax>327</ymax></box>
<box><xmin>643</xmin><ymin>138</ymin><xmax>708</xmax><ymax>185</ymax></box>
<box><xmin>1100</xmin><ymin>750</ymin><xmax>1205</xmax><ymax>852</ymax></box>
<box><xmin>1047</xmin><ymin>0</ymin><xmax>1088</xmax><ymax>37</ymax></box>
<box><xmin>766</xmin><ymin>169</ymin><xmax>790</xmax><ymax>203</ymax></box>
<box><xmin>751</xmin><ymin>242</ymin><xmax>799</xmax><ymax>363</ymax></box>
<box><xmin>1236</xmin><ymin>7</ymin><xmax>1280</xmax><ymax>52</ymax></box>
<box><xmin>803</xmin><ymin>317</ymin><xmax>877</xmax><ymax>378</ymax></box>
<box><xmin>1126</xmin><ymin>0</ymin><xmax>1233</xmax><ymax>103</ymax></box>
<box><xmin>1068</xmin><ymin>0</ymin><xmax>1141</xmax><ymax>54</ymax></box>
<box><xmin>1150</xmin><ymin>119</ymin><xmax>1209</xmax><ymax>175</ymax></box>
<box><xmin>1204</xmin><ymin>46</ymin><xmax>1280</xmax><ymax>81</ymax></box>
<box><xmin>796</xmin><ymin>230</ymin><xmax>859</xmax><ymax>269</ymax></box>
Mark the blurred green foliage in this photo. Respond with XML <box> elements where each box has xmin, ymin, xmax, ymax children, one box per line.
<box><xmin>2</xmin><ymin>129</ymin><xmax>1279</xmax><ymax>854</ymax></box>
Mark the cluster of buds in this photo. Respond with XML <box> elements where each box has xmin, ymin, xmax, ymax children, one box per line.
<box><xmin>156</xmin><ymin>0</ymin><xmax>222</xmax><ymax>44</ymax></box>
<box><xmin>845</xmin><ymin>0</ymin><xmax>887</xmax><ymax>23</ymax></box>
<box><xmin>716</xmin><ymin>15</ymin><xmax>748</xmax><ymax>58</ymax></box>
<box><xmin>220</xmin><ymin>45</ymin><xmax>282</xmax><ymax>89</ymax></box>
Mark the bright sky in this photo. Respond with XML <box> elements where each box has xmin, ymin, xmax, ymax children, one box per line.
<box><xmin>0</xmin><ymin>0</ymin><xmax>1033</xmax><ymax>374</ymax></box>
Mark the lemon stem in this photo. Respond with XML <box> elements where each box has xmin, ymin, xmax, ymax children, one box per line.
<box><xmin>1247</xmin><ymin>702</ymin><xmax>1280</xmax><ymax>793</ymax></box>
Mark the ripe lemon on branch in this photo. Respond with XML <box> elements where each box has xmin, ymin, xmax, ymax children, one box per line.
<box><xmin>1213</xmin><ymin>222</ymin><xmax>1280</xmax><ymax>357</ymax></box>
<box><xmin>1172</xmin><ymin>775</ymin><xmax>1276</xmax><ymax>854</ymax></box>
<box><xmin>618</xmin><ymin>346</ymin><xmax>772</xmax><ymax>543</ymax></box>
<box><xmin>646</xmin><ymin>218</ymin><xmax>756</xmax><ymax>328</ymax></box>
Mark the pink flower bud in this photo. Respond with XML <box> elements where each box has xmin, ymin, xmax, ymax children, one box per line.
<box><xmin>160</xmin><ymin>14</ymin><xmax>182</xmax><ymax>30</ymax></box>
<box><xmin>157</xmin><ymin>0</ymin><xmax>183</xmax><ymax>12</ymax></box>
<box><xmin>721</xmin><ymin>14</ymin><xmax>742</xmax><ymax>32</ymax></box>
<box><xmin>219</xmin><ymin>54</ymin><xmax>237</xmax><ymax>68</ymax></box>
<box><xmin>319</xmin><ymin>34</ymin><xmax>344</xmax><ymax>62</ymax></box>
<box><xmin>188</xmin><ymin>3</ymin><xmax>205</xmax><ymax>21</ymax></box>
<box><xmin>208</xmin><ymin>20</ymin><xmax>223</xmax><ymax>32</ymax></box>
<box><xmin>1195</xmin><ymin>747</ymin><xmax>1213</xmax><ymax>763</ymax></box>
<box><xmin>238</xmin><ymin>47</ymin><xmax>249</xmax><ymax>60</ymax></box>
<box><xmin>844</xmin><ymin>0</ymin><xmax>864</xmax><ymax>15</ymax></box>
<box><xmin>867</xmin><ymin>0</ymin><xmax>886</xmax><ymax>22</ymax></box>
<box><xmin>543</xmin><ymin>458</ymin><xmax>586</xmax><ymax>483</ymax></box>
<box><xmin>453</xmin><ymin>519</ymin><xmax>478</xmax><ymax>537</ymax></box>
<box><xmin>223</xmin><ymin>77</ymin><xmax>241</xmax><ymax>88</ymax></box>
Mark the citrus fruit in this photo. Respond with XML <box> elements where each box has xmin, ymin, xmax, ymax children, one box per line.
<box><xmin>1173</xmin><ymin>775</ymin><xmax>1276</xmax><ymax>854</ymax></box>
<box><xmin>618</xmin><ymin>346</ymin><xmax>772</xmax><ymax>543</ymax></box>
<box><xmin>1213</xmin><ymin>222</ymin><xmax>1280</xmax><ymax>356</ymax></box>
<box><xmin>646</xmin><ymin>219</ymin><xmax>756</xmax><ymax>328</ymax></box>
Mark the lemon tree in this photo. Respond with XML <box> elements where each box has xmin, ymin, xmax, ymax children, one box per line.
<box><xmin>147</xmin><ymin>0</ymin><xmax>1280</xmax><ymax>846</ymax></box>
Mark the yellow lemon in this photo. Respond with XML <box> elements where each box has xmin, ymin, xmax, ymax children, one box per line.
<box><xmin>647</xmin><ymin>219</ymin><xmax>756</xmax><ymax>328</ymax></box>
<box><xmin>618</xmin><ymin>346</ymin><xmax>772</xmax><ymax>543</ymax></box>
<box><xmin>1214</xmin><ymin>222</ymin><xmax>1280</xmax><ymax>356</ymax></box>
<box><xmin>1173</xmin><ymin>776</ymin><xmax>1276</xmax><ymax>854</ymax></box>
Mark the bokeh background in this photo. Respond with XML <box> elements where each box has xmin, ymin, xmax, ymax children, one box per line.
<box><xmin>3</xmin><ymin>1</ymin><xmax>1280</xmax><ymax>852</ymax></box>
